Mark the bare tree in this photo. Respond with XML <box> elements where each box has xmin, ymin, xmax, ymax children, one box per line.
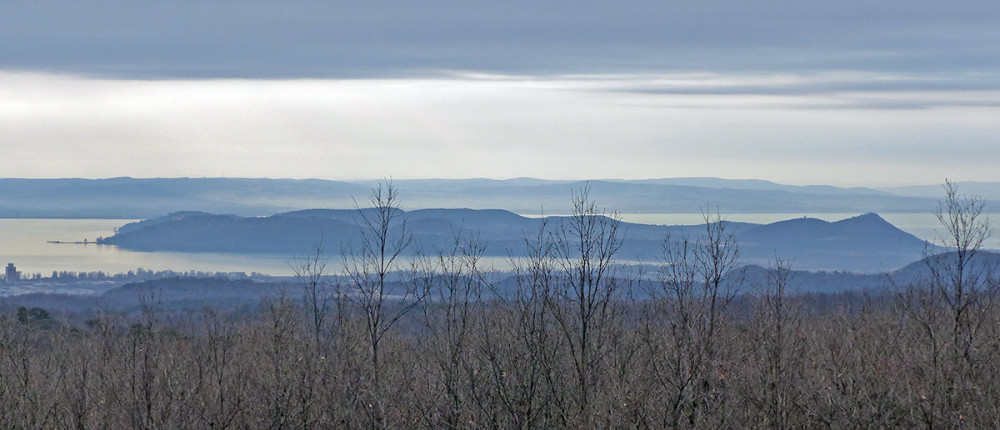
<box><xmin>642</xmin><ymin>210</ymin><xmax>742</xmax><ymax>428</ymax></box>
<box><xmin>476</xmin><ymin>217</ymin><xmax>562</xmax><ymax>429</ymax></box>
<box><xmin>249</xmin><ymin>295</ymin><xmax>308</xmax><ymax>429</ymax></box>
<box><xmin>291</xmin><ymin>241</ymin><xmax>334</xmax><ymax>347</ymax></box>
<box><xmin>747</xmin><ymin>257</ymin><xmax>806</xmax><ymax>428</ymax></box>
<box><xmin>196</xmin><ymin>307</ymin><xmax>249</xmax><ymax>429</ymax></box>
<box><xmin>932</xmin><ymin>180</ymin><xmax>996</xmax><ymax>366</ymax></box>
<box><xmin>549</xmin><ymin>186</ymin><xmax>625</xmax><ymax>425</ymax></box>
<box><xmin>413</xmin><ymin>229</ymin><xmax>488</xmax><ymax>427</ymax></box>
<box><xmin>343</xmin><ymin>180</ymin><xmax>425</xmax><ymax>428</ymax></box>
<box><xmin>900</xmin><ymin>179</ymin><xmax>998</xmax><ymax>427</ymax></box>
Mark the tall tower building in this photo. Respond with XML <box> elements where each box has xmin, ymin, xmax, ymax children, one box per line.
<box><xmin>5</xmin><ymin>263</ymin><xmax>19</xmax><ymax>283</ymax></box>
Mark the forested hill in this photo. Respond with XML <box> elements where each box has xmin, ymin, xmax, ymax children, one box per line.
<box><xmin>100</xmin><ymin>210</ymin><xmax>931</xmax><ymax>273</ymax></box>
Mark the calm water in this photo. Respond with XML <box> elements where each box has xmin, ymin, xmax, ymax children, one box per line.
<box><xmin>0</xmin><ymin>219</ymin><xmax>514</xmax><ymax>277</ymax></box>
<box><xmin>0</xmin><ymin>219</ymin><xmax>300</xmax><ymax>277</ymax></box>
<box><xmin>1</xmin><ymin>214</ymin><xmax>995</xmax><ymax>277</ymax></box>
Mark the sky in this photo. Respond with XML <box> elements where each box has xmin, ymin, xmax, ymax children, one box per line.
<box><xmin>2</xmin><ymin>0</ymin><xmax>999</xmax><ymax>186</ymax></box>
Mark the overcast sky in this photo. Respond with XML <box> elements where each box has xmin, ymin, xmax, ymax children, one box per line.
<box><xmin>2</xmin><ymin>1</ymin><xmax>999</xmax><ymax>186</ymax></box>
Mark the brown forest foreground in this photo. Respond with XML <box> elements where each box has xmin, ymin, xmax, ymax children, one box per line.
<box><xmin>0</xmin><ymin>181</ymin><xmax>997</xmax><ymax>429</ymax></box>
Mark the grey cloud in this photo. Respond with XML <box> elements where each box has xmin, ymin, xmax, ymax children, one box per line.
<box><xmin>2</xmin><ymin>0</ymin><xmax>998</xmax><ymax>79</ymax></box>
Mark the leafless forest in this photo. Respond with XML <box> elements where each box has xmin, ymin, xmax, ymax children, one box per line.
<box><xmin>0</xmin><ymin>182</ymin><xmax>998</xmax><ymax>429</ymax></box>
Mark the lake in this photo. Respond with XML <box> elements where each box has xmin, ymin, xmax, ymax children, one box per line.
<box><xmin>0</xmin><ymin>214</ymin><xmax>994</xmax><ymax>277</ymax></box>
<box><xmin>0</xmin><ymin>219</ymin><xmax>515</xmax><ymax>277</ymax></box>
<box><xmin>0</xmin><ymin>219</ymin><xmax>301</xmax><ymax>277</ymax></box>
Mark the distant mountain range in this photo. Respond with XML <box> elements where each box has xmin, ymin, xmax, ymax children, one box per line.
<box><xmin>1</xmin><ymin>177</ymin><xmax>995</xmax><ymax>219</ymax></box>
<box><xmin>99</xmin><ymin>209</ymin><xmax>934</xmax><ymax>273</ymax></box>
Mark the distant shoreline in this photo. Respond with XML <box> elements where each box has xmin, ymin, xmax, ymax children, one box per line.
<box><xmin>46</xmin><ymin>240</ymin><xmax>100</xmax><ymax>245</ymax></box>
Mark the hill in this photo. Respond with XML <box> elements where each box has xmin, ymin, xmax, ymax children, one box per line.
<box><xmin>737</xmin><ymin>213</ymin><xmax>930</xmax><ymax>271</ymax></box>
<box><xmin>99</xmin><ymin>209</ymin><xmax>932</xmax><ymax>273</ymax></box>
<box><xmin>0</xmin><ymin>177</ymin><xmax>956</xmax><ymax>218</ymax></box>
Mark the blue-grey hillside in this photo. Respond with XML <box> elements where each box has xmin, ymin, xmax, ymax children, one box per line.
<box><xmin>100</xmin><ymin>209</ymin><xmax>932</xmax><ymax>273</ymax></box>
<box><xmin>737</xmin><ymin>213</ymin><xmax>931</xmax><ymax>271</ymax></box>
<box><xmin>383</xmin><ymin>179</ymin><xmax>941</xmax><ymax>215</ymax></box>
<box><xmin>880</xmin><ymin>182</ymin><xmax>1000</xmax><ymax>201</ymax></box>
<box><xmin>890</xmin><ymin>250</ymin><xmax>1000</xmax><ymax>286</ymax></box>
<box><xmin>0</xmin><ymin>177</ymin><xmax>970</xmax><ymax>218</ymax></box>
<box><xmin>0</xmin><ymin>177</ymin><xmax>368</xmax><ymax>218</ymax></box>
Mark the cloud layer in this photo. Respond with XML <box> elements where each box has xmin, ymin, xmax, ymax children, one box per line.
<box><xmin>2</xmin><ymin>2</ymin><xmax>998</xmax><ymax>185</ymax></box>
<box><xmin>3</xmin><ymin>1</ymin><xmax>998</xmax><ymax>78</ymax></box>
<box><xmin>2</xmin><ymin>72</ymin><xmax>998</xmax><ymax>186</ymax></box>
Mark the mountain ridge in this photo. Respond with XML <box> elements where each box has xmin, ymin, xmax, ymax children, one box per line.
<box><xmin>0</xmin><ymin>177</ymin><xmax>979</xmax><ymax>219</ymax></box>
<box><xmin>99</xmin><ymin>209</ymin><xmax>933</xmax><ymax>273</ymax></box>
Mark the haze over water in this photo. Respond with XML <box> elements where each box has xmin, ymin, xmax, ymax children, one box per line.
<box><xmin>0</xmin><ymin>219</ymin><xmax>296</xmax><ymax>277</ymax></box>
